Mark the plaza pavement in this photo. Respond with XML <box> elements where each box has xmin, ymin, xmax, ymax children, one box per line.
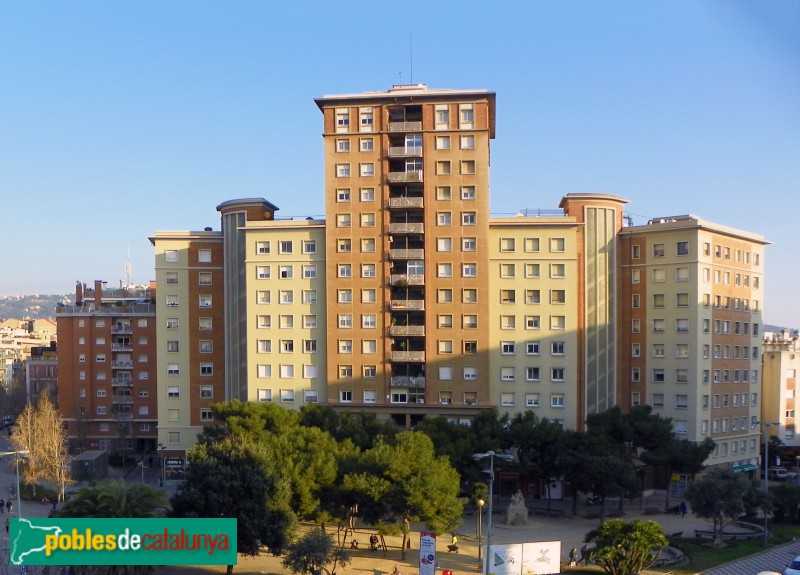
<box><xmin>0</xmin><ymin>440</ymin><xmax>798</xmax><ymax>575</ymax></box>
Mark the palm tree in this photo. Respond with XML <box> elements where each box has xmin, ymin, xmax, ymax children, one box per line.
<box><xmin>54</xmin><ymin>479</ymin><xmax>169</xmax><ymax>575</ymax></box>
<box><xmin>56</xmin><ymin>479</ymin><xmax>169</xmax><ymax>518</ymax></box>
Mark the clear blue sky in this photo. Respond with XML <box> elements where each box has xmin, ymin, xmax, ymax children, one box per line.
<box><xmin>1</xmin><ymin>1</ymin><xmax>798</xmax><ymax>325</ymax></box>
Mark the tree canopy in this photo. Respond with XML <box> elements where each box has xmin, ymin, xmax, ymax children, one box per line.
<box><xmin>585</xmin><ymin>519</ymin><xmax>668</xmax><ymax>575</ymax></box>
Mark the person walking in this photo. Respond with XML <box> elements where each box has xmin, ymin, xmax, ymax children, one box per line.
<box><xmin>679</xmin><ymin>501</ymin><xmax>687</xmax><ymax>517</ymax></box>
<box><xmin>580</xmin><ymin>544</ymin><xmax>590</xmax><ymax>565</ymax></box>
<box><xmin>0</xmin><ymin>498</ymin><xmax>4</xmax><ymax>513</ymax></box>
<box><xmin>569</xmin><ymin>547</ymin><xmax>579</xmax><ymax>567</ymax></box>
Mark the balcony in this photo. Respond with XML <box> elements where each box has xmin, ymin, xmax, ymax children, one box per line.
<box><xmin>390</xmin><ymin>274</ymin><xmax>425</xmax><ymax>286</ymax></box>
<box><xmin>388</xmin><ymin>146</ymin><xmax>423</xmax><ymax>158</ymax></box>
<box><xmin>388</xmin><ymin>121</ymin><xmax>422</xmax><ymax>132</ymax></box>
<box><xmin>111</xmin><ymin>325</ymin><xmax>133</xmax><ymax>334</ymax></box>
<box><xmin>111</xmin><ymin>361</ymin><xmax>133</xmax><ymax>369</ymax></box>
<box><xmin>112</xmin><ymin>396</ymin><xmax>134</xmax><ymax>404</ymax></box>
<box><xmin>111</xmin><ymin>344</ymin><xmax>133</xmax><ymax>352</ymax></box>
<box><xmin>388</xmin><ymin>197</ymin><xmax>424</xmax><ymax>209</ymax></box>
<box><xmin>389</xmin><ymin>248</ymin><xmax>424</xmax><ymax>260</ymax></box>
<box><xmin>388</xmin><ymin>170</ymin><xmax>423</xmax><ymax>183</ymax></box>
<box><xmin>112</xmin><ymin>378</ymin><xmax>133</xmax><ymax>386</ymax></box>
<box><xmin>390</xmin><ymin>376</ymin><xmax>426</xmax><ymax>388</ymax></box>
<box><xmin>389</xmin><ymin>325</ymin><xmax>425</xmax><ymax>336</ymax></box>
<box><xmin>390</xmin><ymin>299</ymin><xmax>425</xmax><ymax>311</ymax></box>
<box><xmin>389</xmin><ymin>223</ymin><xmax>424</xmax><ymax>234</ymax></box>
<box><xmin>112</xmin><ymin>412</ymin><xmax>134</xmax><ymax>420</ymax></box>
<box><xmin>390</xmin><ymin>351</ymin><xmax>425</xmax><ymax>362</ymax></box>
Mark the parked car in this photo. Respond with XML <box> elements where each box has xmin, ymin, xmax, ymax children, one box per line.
<box><xmin>769</xmin><ymin>467</ymin><xmax>791</xmax><ymax>481</ymax></box>
<box><xmin>784</xmin><ymin>554</ymin><xmax>800</xmax><ymax>575</ymax></box>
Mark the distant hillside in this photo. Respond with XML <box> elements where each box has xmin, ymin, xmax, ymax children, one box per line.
<box><xmin>0</xmin><ymin>294</ymin><xmax>72</xmax><ymax>320</ymax></box>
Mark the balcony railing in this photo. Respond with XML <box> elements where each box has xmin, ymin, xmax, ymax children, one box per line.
<box><xmin>388</xmin><ymin>197</ymin><xmax>424</xmax><ymax>209</ymax></box>
<box><xmin>56</xmin><ymin>303</ymin><xmax>155</xmax><ymax>316</ymax></box>
<box><xmin>389</xmin><ymin>325</ymin><xmax>425</xmax><ymax>336</ymax></box>
<box><xmin>389</xmin><ymin>248</ymin><xmax>424</xmax><ymax>260</ymax></box>
<box><xmin>112</xmin><ymin>378</ymin><xmax>133</xmax><ymax>386</ymax></box>
<box><xmin>112</xmin><ymin>396</ymin><xmax>134</xmax><ymax>404</ymax></box>
<box><xmin>112</xmin><ymin>412</ymin><xmax>134</xmax><ymax>420</ymax></box>
<box><xmin>390</xmin><ymin>351</ymin><xmax>425</xmax><ymax>362</ymax></box>
<box><xmin>390</xmin><ymin>299</ymin><xmax>425</xmax><ymax>311</ymax></box>
<box><xmin>389</xmin><ymin>223</ymin><xmax>424</xmax><ymax>234</ymax></box>
<box><xmin>388</xmin><ymin>170</ymin><xmax>423</xmax><ymax>183</ymax></box>
<box><xmin>390</xmin><ymin>376</ymin><xmax>426</xmax><ymax>388</ymax></box>
<box><xmin>111</xmin><ymin>325</ymin><xmax>133</xmax><ymax>334</ymax></box>
<box><xmin>111</xmin><ymin>344</ymin><xmax>133</xmax><ymax>352</ymax></box>
<box><xmin>387</xmin><ymin>146</ymin><xmax>423</xmax><ymax>158</ymax></box>
<box><xmin>390</xmin><ymin>274</ymin><xmax>425</xmax><ymax>286</ymax></box>
<box><xmin>388</xmin><ymin>121</ymin><xmax>422</xmax><ymax>132</ymax></box>
<box><xmin>111</xmin><ymin>361</ymin><xmax>133</xmax><ymax>369</ymax></box>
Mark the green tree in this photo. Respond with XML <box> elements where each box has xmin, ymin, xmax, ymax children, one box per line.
<box><xmin>585</xmin><ymin>519</ymin><xmax>668</xmax><ymax>575</ymax></box>
<box><xmin>771</xmin><ymin>483</ymin><xmax>800</xmax><ymax>524</ymax></box>
<box><xmin>300</xmin><ymin>404</ymin><xmax>398</xmax><ymax>450</ymax></box>
<box><xmin>170</xmin><ymin>435</ymin><xmax>296</xmax><ymax>574</ymax></box>
<box><xmin>55</xmin><ymin>479</ymin><xmax>168</xmax><ymax>518</ymax></box>
<box><xmin>340</xmin><ymin>431</ymin><xmax>464</xmax><ymax>557</ymax></box>
<box><xmin>282</xmin><ymin>527</ymin><xmax>352</xmax><ymax>575</ymax></box>
<box><xmin>684</xmin><ymin>468</ymin><xmax>751</xmax><ymax>540</ymax></box>
<box><xmin>506</xmin><ymin>413</ymin><xmax>563</xmax><ymax>509</ymax></box>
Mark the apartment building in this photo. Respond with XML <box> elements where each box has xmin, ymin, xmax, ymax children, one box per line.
<box><xmin>56</xmin><ymin>281</ymin><xmax>158</xmax><ymax>454</ymax></box>
<box><xmin>762</xmin><ymin>330</ymin><xmax>800</xmax><ymax>464</ymax></box>
<box><xmin>618</xmin><ymin>216</ymin><xmax>768</xmax><ymax>471</ymax></box>
<box><xmin>149</xmin><ymin>84</ymin><xmax>768</xmax><ymax>472</ymax></box>
<box><xmin>149</xmin><ymin>230</ymin><xmax>226</xmax><ymax>456</ymax></box>
<box><xmin>25</xmin><ymin>342</ymin><xmax>58</xmax><ymax>404</ymax></box>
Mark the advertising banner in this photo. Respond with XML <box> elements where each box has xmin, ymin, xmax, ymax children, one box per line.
<box><xmin>419</xmin><ymin>531</ymin><xmax>437</xmax><ymax>575</ymax></box>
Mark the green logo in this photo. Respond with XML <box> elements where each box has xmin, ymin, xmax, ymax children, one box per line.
<box><xmin>10</xmin><ymin>518</ymin><xmax>237</xmax><ymax>566</ymax></box>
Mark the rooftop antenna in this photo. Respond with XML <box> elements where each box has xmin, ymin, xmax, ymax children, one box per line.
<box><xmin>409</xmin><ymin>33</ymin><xmax>413</xmax><ymax>85</ymax></box>
<box><xmin>124</xmin><ymin>247</ymin><xmax>132</xmax><ymax>287</ymax></box>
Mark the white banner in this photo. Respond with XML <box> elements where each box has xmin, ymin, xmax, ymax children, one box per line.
<box><xmin>419</xmin><ymin>531</ymin><xmax>437</xmax><ymax>575</ymax></box>
<box><xmin>485</xmin><ymin>541</ymin><xmax>561</xmax><ymax>575</ymax></box>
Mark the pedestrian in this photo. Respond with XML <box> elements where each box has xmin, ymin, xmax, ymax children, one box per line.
<box><xmin>569</xmin><ymin>547</ymin><xmax>578</xmax><ymax>566</ymax></box>
<box><xmin>4</xmin><ymin>518</ymin><xmax>8</xmax><ymax>533</ymax></box>
<box><xmin>148</xmin><ymin>455</ymin><xmax>154</xmax><ymax>468</ymax></box>
<box><xmin>52</xmin><ymin>499</ymin><xmax>58</xmax><ymax>511</ymax></box>
<box><xmin>580</xmin><ymin>544</ymin><xmax>590</xmax><ymax>565</ymax></box>
<box><xmin>6</xmin><ymin>500</ymin><xmax>11</xmax><ymax>513</ymax></box>
<box><xmin>0</xmin><ymin>498</ymin><xmax>4</xmax><ymax>513</ymax></box>
<box><xmin>448</xmin><ymin>534</ymin><xmax>458</xmax><ymax>553</ymax></box>
<box><xmin>679</xmin><ymin>500</ymin><xmax>687</xmax><ymax>517</ymax></box>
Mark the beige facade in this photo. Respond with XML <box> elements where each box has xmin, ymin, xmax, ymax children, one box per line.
<box><xmin>762</xmin><ymin>331</ymin><xmax>800</xmax><ymax>457</ymax></box>
<box><xmin>619</xmin><ymin>215</ymin><xmax>768</xmax><ymax>469</ymax></box>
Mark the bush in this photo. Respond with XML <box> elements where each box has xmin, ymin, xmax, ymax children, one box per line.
<box><xmin>20</xmin><ymin>482</ymin><xmax>58</xmax><ymax>502</ymax></box>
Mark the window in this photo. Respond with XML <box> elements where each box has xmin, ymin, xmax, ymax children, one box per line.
<box><xmin>550</xmin><ymin>238</ymin><xmax>565</xmax><ymax>252</ymax></box>
<box><xmin>652</xmin><ymin>393</ymin><xmax>665</xmax><ymax>407</ymax></box>
<box><xmin>435</xmin><ymin>135</ymin><xmax>450</xmax><ymax>149</ymax></box>
<box><xmin>632</xmin><ymin>294</ymin><xmax>640</xmax><ymax>308</ymax></box>
<box><xmin>462</xmin><ymin>288</ymin><xmax>477</xmax><ymax>303</ymax></box>
<box><xmin>501</xmin><ymin>341</ymin><xmax>516</xmax><ymax>355</ymax></box>
<box><xmin>337</xmin><ymin>188</ymin><xmax>351</xmax><ymax>202</ymax></box>
<box><xmin>361</xmin><ymin>263</ymin><xmax>376</xmax><ymax>278</ymax></box>
<box><xmin>459</xmin><ymin>104</ymin><xmax>474</xmax><ymax>128</ymax></box>
<box><xmin>437</xmin><ymin>212</ymin><xmax>452</xmax><ymax>226</ymax></box>
<box><xmin>436</xmin><ymin>160</ymin><xmax>451</xmax><ymax>175</ymax></box>
<box><xmin>676</xmin><ymin>369</ymin><xmax>689</xmax><ymax>383</ymax></box>
<box><xmin>631</xmin><ymin>269</ymin><xmax>640</xmax><ymax>284</ymax></box>
<box><xmin>438</xmin><ymin>314</ymin><xmax>453</xmax><ymax>328</ymax></box>
<box><xmin>550</xmin><ymin>290</ymin><xmax>566</xmax><ymax>304</ymax></box>
<box><xmin>166</xmin><ymin>318</ymin><xmax>180</xmax><ymax>331</ymax></box>
<box><xmin>526</xmin><ymin>315</ymin><xmax>541</xmax><ymax>330</ymax></box>
<box><xmin>359</xmin><ymin>107</ymin><xmax>373</xmax><ymax>131</ymax></box>
<box><xmin>198</xmin><ymin>294</ymin><xmax>212</xmax><ymax>308</ymax></box>
<box><xmin>200</xmin><ymin>363</ymin><xmax>213</xmax><ymax>376</ymax></box>
<box><xmin>551</xmin><ymin>394</ymin><xmax>565</xmax><ymax>407</ymax></box>
<box><xmin>462</xmin><ymin>211</ymin><xmax>476</xmax><ymax>225</ymax></box>
<box><xmin>201</xmin><ymin>409</ymin><xmax>214</xmax><ymax>421</ymax></box>
<box><xmin>167</xmin><ymin>385</ymin><xmax>180</xmax><ymax>398</ymax></box>
<box><xmin>438</xmin><ymin>263</ymin><xmax>452</xmax><ymax>278</ymax></box>
<box><xmin>279</xmin><ymin>365</ymin><xmax>295</xmax><ymax>379</ymax></box>
<box><xmin>257</xmin><ymin>365</ymin><xmax>272</xmax><ymax>378</ymax></box>
<box><xmin>463</xmin><ymin>367</ymin><xmax>478</xmax><ymax>380</ymax></box>
<box><xmin>500</xmin><ymin>315</ymin><xmax>515</xmax><ymax>329</ymax></box>
<box><xmin>338</xmin><ymin>314</ymin><xmax>352</xmax><ymax>329</ymax></box>
<box><xmin>526</xmin><ymin>393</ymin><xmax>540</xmax><ymax>407</ymax></box>
<box><xmin>336</xmin><ymin>214</ymin><xmax>351</xmax><ymax>227</ymax></box>
<box><xmin>437</xmin><ymin>237</ymin><xmax>452</xmax><ymax>252</ymax></box>
<box><xmin>525</xmin><ymin>238</ymin><xmax>540</xmax><ymax>252</ymax></box>
<box><xmin>463</xmin><ymin>315</ymin><xmax>478</xmax><ymax>329</ymax></box>
<box><xmin>165</xmin><ymin>271</ymin><xmax>178</xmax><ymax>284</ymax></box>
<box><xmin>676</xmin><ymin>318</ymin><xmax>689</xmax><ymax>332</ymax></box>
<box><xmin>462</xmin><ymin>263</ymin><xmax>477</xmax><ymax>278</ymax></box>
<box><xmin>462</xmin><ymin>237</ymin><xmax>476</xmax><ymax>251</ymax></box>
<box><xmin>257</xmin><ymin>388</ymin><xmax>272</xmax><ymax>402</ymax></box>
<box><xmin>653</xmin><ymin>268</ymin><xmax>666</xmax><ymax>282</ymax></box>
<box><xmin>526</xmin><ymin>341</ymin><xmax>540</xmax><ymax>355</ymax></box>
<box><xmin>652</xmin><ymin>294</ymin><xmax>665</xmax><ymax>308</ymax></box>
<box><xmin>652</xmin><ymin>344</ymin><xmax>665</xmax><ymax>357</ymax></box>
<box><xmin>653</xmin><ymin>243</ymin><xmax>665</xmax><ymax>257</ymax></box>
<box><xmin>550</xmin><ymin>263</ymin><xmax>565</xmax><ymax>278</ymax></box>
<box><xmin>460</xmin><ymin>134</ymin><xmax>475</xmax><ymax>149</ymax></box>
<box><xmin>435</xmin><ymin>104</ymin><xmax>449</xmax><ymax>129</ymax></box>
<box><xmin>336</xmin><ymin>138</ymin><xmax>350</xmax><ymax>152</ymax></box>
<box><xmin>199</xmin><ymin>317</ymin><xmax>212</xmax><ymax>331</ymax></box>
<box><xmin>525</xmin><ymin>263</ymin><xmax>540</xmax><ymax>278</ymax></box>
<box><xmin>653</xmin><ymin>319</ymin><xmax>665</xmax><ymax>333</ymax></box>
<box><xmin>361</xmin><ymin>314</ymin><xmax>377</xmax><ymax>328</ymax></box>
<box><xmin>676</xmin><ymin>344</ymin><xmax>689</xmax><ymax>358</ymax></box>
<box><xmin>461</xmin><ymin>186</ymin><xmax>476</xmax><ymax>200</ymax></box>
<box><xmin>439</xmin><ymin>366</ymin><xmax>453</xmax><ymax>380</ymax></box>
<box><xmin>303</xmin><ymin>290</ymin><xmax>317</xmax><ymax>304</ymax></box>
<box><xmin>632</xmin><ymin>244</ymin><xmax>641</xmax><ymax>259</ymax></box>
<box><xmin>652</xmin><ymin>369</ymin><xmax>665</xmax><ymax>383</ymax></box>
<box><xmin>525</xmin><ymin>290</ymin><xmax>540</xmax><ymax>304</ymax></box>
<box><xmin>500</xmin><ymin>237</ymin><xmax>515</xmax><ymax>252</ymax></box>
<box><xmin>336</xmin><ymin>163</ymin><xmax>350</xmax><ymax>178</ymax></box>
<box><xmin>676</xmin><ymin>293</ymin><xmax>689</xmax><ymax>307</ymax></box>
<box><xmin>256</xmin><ymin>265</ymin><xmax>270</xmax><ymax>279</ymax></box>
<box><xmin>336</xmin><ymin>107</ymin><xmax>350</xmax><ymax>132</ymax></box>
<box><xmin>198</xmin><ymin>272</ymin><xmax>212</xmax><ymax>286</ymax></box>
<box><xmin>631</xmin><ymin>318</ymin><xmax>640</xmax><ymax>333</ymax></box>
<box><xmin>165</xmin><ymin>294</ymin><xmax>178</xmax><ymax>308</ymax></box>
<box><xmin>359</xmin><ymin>163</ymin><xmax>374</xmax><ymax>178</ymax></box>
<box><xmin>501</xmin><ymin>290</ymin><xmax>515</xmax><ymax>304</ymax></box>
<box><xmin>501</xmin><ymin>368</ymin><xmax>515</xmax><ymax>382</ymax></box>
<box><xmin>258</xmin><ymin>339</ymin><xmax>272</xmax><ymax>353</ymax></box>
<box><xmin>526</xmin><ymin>367</ymin><xmax>541</xmax><ymax>381</ymax></box>
<box><xmin>436</xmin><ymin>186</ymin><xmax>451</xmax><ymax>200</ymax></box>
<box><xmin>460</xmin><ymin>160</ymin><xmax>476</xmax><ymax>174</ymax></box>
<box><xmin>166</xmin><ymin>340</ymin><xmax>179</xmax><ymax>353</ymax></box>
<box><xmin>438</xmin><ymin>340</ymin><xmax>453</xmax><ymax>354</ymax></box>
<box><xmin>338</xmin><ymin>264</ymin><xmax>352</xmax><ymax>278</ymax></box>
<box><xmin>552</xmin><ymin>341</ymin><xmax>565</xmax><ymax>355</ymax></box>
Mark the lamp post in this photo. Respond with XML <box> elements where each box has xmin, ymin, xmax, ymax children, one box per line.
<box><xmin>476</xmin><ymin>498</ymin><xmax>485</xmax><ymax>560</ymax></box>
<box><xmin>473</xmin><ymin>451</ymin><xmax>515</xmax><ymax>575</ymax></box>
<box><xmin>1</xmin><ymin>450</ymin><xmax>29</xmax><ymax>518</ymax></box>
<box><xmin>158</xmin><ymin>444</ymin><xmax>166</xmax><ymax>487</ymax></box>
<box><xmin>753</xmin><ymin>420</ymin><xmax>780</xmax><ymax>548</ymax></box>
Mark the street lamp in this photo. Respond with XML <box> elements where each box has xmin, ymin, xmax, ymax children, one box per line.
<box><xmin>753</xmin><ymin>420</ymin><xmax>780</xmax><ymax>548</ymax></box>
<box><xmin>158</xmin><ymin>444</ymin><xmax>167</xmax><ymax>487</ymax></box>
<box><xmin>473</xmin><ymin>451</ymin><xmax>515</xmax><ymax>575</ymax></box>
<box><xmin>1</xmin><ymin>450</ymin><xmax>29</xmax><ymax>518</ymax></box>
<box><xmin>476</xmin><ymin>498</ymin><xmax>485</xmax><ymax>560</ymax></box>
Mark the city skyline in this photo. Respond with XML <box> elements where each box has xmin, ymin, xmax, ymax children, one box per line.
<box><xmin>1</xmin><ymin>1</ymin><xmax>798</xmax><ymax>326</ymax></box>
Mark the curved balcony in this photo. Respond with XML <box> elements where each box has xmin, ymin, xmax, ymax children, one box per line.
<box><xmin>390</xmin><ymin>376</ymin><xmax>426</xmax><ymax>388</ymax></box>
<box><xmin>389</xmin><ymin>325</ymin><xmax>425</xmax><ymax>336</ymax></box>
<box><xmin>390</xmin><ymin>351</ymin><xmax>425</xmax><ymax>362</ymax></box>
<box><xmin>389</xmin><ymin>223</ymin><xmax>424</xmax><ymax>234</ymax></box>
<box><xmin>388</xmin><ymin>146</ymin><xmax>423</xmax><ymax>158</ymax></box>
<box><xmin>388</xmin><ymin>170</ymin><xmax>423</xmax><ymax>183</ymax></box>
<box><xmin>389</xmin><ymin>248</ymin><xmax>424</xmax><ymax>260</ymax></box>
<box><xmin>388</xmin><ymin>197</ymin><xmax>424</xmax><ymax>209</ymax></box>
